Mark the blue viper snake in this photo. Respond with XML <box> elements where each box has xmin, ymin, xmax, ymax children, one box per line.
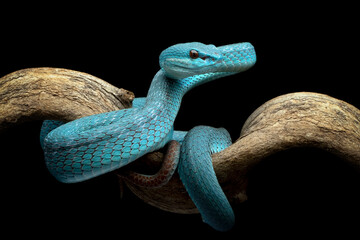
<box><xmin>40</xmin><ymin>42</ymin><xmax>256</xmax><ymax>231</ymax></box>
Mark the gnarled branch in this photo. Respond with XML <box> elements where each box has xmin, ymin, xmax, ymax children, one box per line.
<box><xmin>123</xmin><ymin>92</ymin><xmax>360</xmax><ymax>213</ymax></box>
<box><xmin>1</xmin><ymin>68</ymin><xmax>359</xmax><ymax>214</ymax></box>
<box><xmin>0</xmin><ymin>68</ymin><xmax>134</xmax><ymax>132</ymax></box>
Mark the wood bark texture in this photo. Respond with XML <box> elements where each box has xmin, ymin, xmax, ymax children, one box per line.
<box><xmin>0</xmin><ymin>68</ymin><xmax>359</xmax><ymax>214</ymax></box>
<box><xmin>124</xmin><ymin>92</ymin><xmax>360</xmax><ymax>213</ymax></box>
<box><xmin>0</xmin><ymin>68</ymin><xmax>134</xmax><ymax>132</ymax></box>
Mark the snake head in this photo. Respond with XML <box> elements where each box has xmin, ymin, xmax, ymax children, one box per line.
<box><xmin>159</xmin><ymin>42</ymin><xmax>222</xmax><ymax>80</ymax></box>
<box><xmin>159</xmin><ymin>42</ymin><xmax>256</xmax><ymax>83</ymax></box>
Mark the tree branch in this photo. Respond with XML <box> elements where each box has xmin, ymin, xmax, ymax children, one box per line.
<box><xmin>122</xmin><ymin>92</ymin><xmax>360</xmax><ymax>213</ymax></box>
<box><xmin>0</xmin><ymin>68</ymin><xmax>134</xmax><ymax>132</ymax></box>
<box><xmin>1</xmin><ymin>68</ymin><xmax>359</xmax><ymax>214</ymax></box>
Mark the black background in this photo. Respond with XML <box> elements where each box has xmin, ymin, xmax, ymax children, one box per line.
<box><xmin>1</xmin><ymin>3</ymin><xmax>359</xmax><ymax>238</ymax></box>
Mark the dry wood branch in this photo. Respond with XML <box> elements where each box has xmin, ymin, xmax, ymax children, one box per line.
<box><xmin>0</xmin><ymin>68</ymin><xmax>359</xmax><ymax>214</ymax></box>
<box><xmin>0</xmin><ymin>68</ymin><xmax>134</xmax><ymax>131</ymax></box>
<box><xmin>124</xmin><ymin>92</ymin><xmax>360</xmax><ymax>214</ymax></box>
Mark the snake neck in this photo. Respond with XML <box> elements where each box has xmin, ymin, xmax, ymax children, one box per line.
<box><xmin>143</xmin><ymin>70</ymin><xmax>184</xmax><ymax>121</ymax></box>
<box><xmin>143</xmin><ymin>70</ymin><xmax>235</xmax><ymax>123</ymax></box>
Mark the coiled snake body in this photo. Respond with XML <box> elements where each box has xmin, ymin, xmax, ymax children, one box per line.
<box><xmin>41</xmin><ymin>42</ymin><xmax>256</xmax><ymax>231</ymax></box>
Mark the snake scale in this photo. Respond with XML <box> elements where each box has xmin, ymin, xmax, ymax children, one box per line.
<box><xmin>40</xmin><ymin>42</ymin><xmax>256</xmax><ymax>231</ymax></box>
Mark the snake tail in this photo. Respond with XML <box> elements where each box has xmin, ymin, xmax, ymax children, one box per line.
<box><xmin>178</xmin><ymin>126</ymin><xmax>234</xmax><ymax>232</ymax></box>
<box><xmin>121</xmin><ymin>140</ymin><xmax>180</xmax><ymax>188</ymax></box>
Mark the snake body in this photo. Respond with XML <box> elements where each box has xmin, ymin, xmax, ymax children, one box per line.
<box><xmin>41</xmin><ymin>42</ymin><xmax>256</xmax><ymax>231</ymax></box>
<box><xmin>179</xmin><ymin>126</ymin><xmax>234</xmax><ymax>231</ymax></box>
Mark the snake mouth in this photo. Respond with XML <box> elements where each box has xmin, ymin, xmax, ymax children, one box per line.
<box><xmin>162</xmin><ymin>56</ymin><xmax>221</xmax><ymax>79</ymax></box>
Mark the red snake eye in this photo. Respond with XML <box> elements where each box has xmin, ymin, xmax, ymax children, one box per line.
<box><xmin>189</xmin><ymin>50</ymin><xmax>199</xmax><ymax>59</ymax></box>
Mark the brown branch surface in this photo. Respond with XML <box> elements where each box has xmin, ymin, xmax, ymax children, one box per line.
<box><xmin>123</xmin><ymin>92</ymin><xmax>360</xmax><ymax>214</ymax></box>
<box><xmin>0</xmin><ymin>68</ymin><xmax>359</xmax><ymax>214</ymax></box>
<box><xmin>0</xmin><ymin>68</ymin><xmax>134</xmax><ymax>131</ymax></box>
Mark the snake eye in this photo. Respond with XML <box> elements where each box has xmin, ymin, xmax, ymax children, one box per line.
<box><xmin>189</xmin><ymin>50</ymin><xmax>199</xmax><ymax>59</ymax></box>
